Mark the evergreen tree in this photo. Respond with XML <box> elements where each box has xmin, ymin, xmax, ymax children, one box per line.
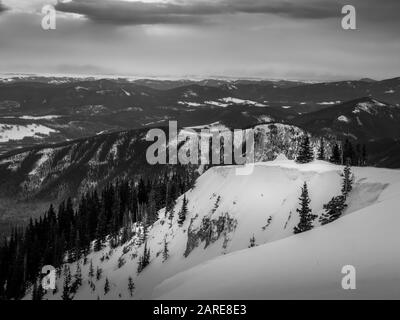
<box><xmin>31</xmin><ymin>281</ymin><xmax>37</xmax><ymax>301</ymax></box>
<box><xmin>329</xmin><ymin>143</ymin><xmax>341</xmax><ymax>164</ymax></box>
<box><xmin>95</xmin><ymin>208</ymin><xmax>107</xmax><ymax>251</ymax></box>
<box><xmin>118</xmin><ymin>256</ymin><xmax>125</xmax><ymax>269</ymax></box>
<box><xmin>61</xmin><ymin>266</ymin><xmax>72</xmax><ymax>300</ymax></box>
<box><xmin>355</xmin><ymin>144</ymin><xmax>362</xmax><ymax>166</ymax></box>
<box><xmin>165</xmin><ymin>183</ymin><xmax>177</xmax><ymax>218</ymax></box>
<box><xmin>53</xmin><ymin>283</ymin><xmax>58</xmax><ymax>295</ymax></box>
<box><xmin>248</xmin><ymin>235</ymin><xmax>256</xmax><ymax>248</ymax></box>
<box><xmin>144</xmin><ymin>242</ymin><xmax>151</xmax><ymax>267</ymax></box>
<box><xmin>362</xmin><ymin>144</ymin><xmax>368</xmax><ymax>166</ymax></box>
<box><xmin>137</xmin><ymin>222</ymin><xmax>148</xmax><ymax>245</ymax></box>
<box><xmin>317</xmin><ymin>137</ymin><xmax>325</xmax><ymax>160</ymax></box>
<box><xmin>88</xmin><ymin>260</ymin><xmax>94</xmax><ymax>279</ymax></box>
<box><xmin>31</xmin><ymin>280</ymin><xmax>43</xmax><ymax>300</ymax></box>
<box><xmin>296</xmin><ymin>135</ymin><xmax>314</xmax><ymax>164</ymax></box>
<box><xmin>75</xmin><ymin>262</ymin><xmax>82</xmax><ymax>286</ymax></box>
<box><xmin>341</xmin><ymin>165</ymin><xmax>354</xmax><ymax>197</ymax></box>
<box><xmin>178</xmin><ymin>195</ymin><xmax>188</xmax><ymax>226</ymax></box>
<box><xmin>147</xmin><ymin>189</ymin><xmax>158</xmax><ymax>225</ymax></box>
<box><xmin>96</xmin><ymin>266</ymin><xmax>102</xmax><ymax>281</ymax></box>
<box><xmin>162</xmin><ymin>238</ymin><xmax>169</xmax><ymax>262</ymax></box>
<box><xmin>343</xmin><ymin>139</ymin><xmax>355</xmax><ymax>165</ymax></box>
<box><xmin>137</xmin><ymin>242</ymin><xmax>150</xmax><ymax>273</ymax></box>
<box><xmin>168</xmin><ymin>207</ymin><xmax>175</xmax><ymax>224</ymax></box>
<box><xmin>104</xmin><ymin>277</ymin><xmax>110</xmax><ymax>295</ymax></box>
<box><xmin>319</xmin><ymin>196</ymin><xmax>347</xmax><ymax>225</ymax></box>
<box><xmin>71</xmin><ymin>262</ymin><xmax>82</xmax><ymax>293</ymax></box>
<box><xmin>128</xmin><ymin>277</ymin><xmax>135</xmax><ymax>297</ymax></box>
<box><xmin>293</xmin><ymin>182</ymin><xmax>317</xmax><ymax>234</ymax></box>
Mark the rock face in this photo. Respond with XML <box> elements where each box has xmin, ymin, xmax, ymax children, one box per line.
<box><xmin>184</xmin><ymin>209</ymin><xmax>238</xmax><ymax>258</ymax></box>
<box><xmin>252</xmin><ymin>123</ymin><xmax>329</xmax><ymax>162</ymax></box>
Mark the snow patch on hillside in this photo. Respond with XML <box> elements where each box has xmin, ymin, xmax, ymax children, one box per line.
<box><xmin>0</xmin><ymin>152</ymin><xmax>29</xmax><ymax>171</ymax></box>
<box><xmin>182</xmin><ymin>90</ymin><xmax>198</xmax><ymax>98</ymax></box>
<box><xmin>317</xmin><ymin>101</ymin><xmax>341</xmax><ymax>105</ymax></box>
<box><xmin>220</xmin><ymin>97</ymin><xmax>266</xmax><ymax>107</ymax></box>
<box><xmin>20</xmin><ymin>115</ymin><xmax>63</xmax><ymax>120</ymax></box>
<box><xmin>257</xmin><ymin>115</ymin><xmax>274</xmax><ymax>123</ymax></box>
<box><xmin>0</xmin><ymin>124</ymin><xmax>57</xmax><ymax>142</ymax></box>
<box><xmin>178</xmin><ymin>101</ymin><xmax>204</xmax><ymax>107</ymax></box>
<box><xmin>337</xmin><ymin>115</ymin><xmax>350</xmax><ymax>123</ymax></box>
<box><xmin>204</xmin><ymin>98</ymin><xmax>266</xmax><ymax>108</ymax></box>
<box><xmin>29</xmin><ymin>148</ymin><xmax>53</xmax><ymax>176</ymax></box>
<box><xmin>353</xmin><ymin>99</ymin><xmax>388</xmax><ymax>115</ymax></box>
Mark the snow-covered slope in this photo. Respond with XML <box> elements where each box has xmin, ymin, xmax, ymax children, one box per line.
<box><xmin>153</xmin><ymin>187</ymin><xmax>400</xmax><ymax>299</ymax></box>
<box><xmin>31</xmin><ymin>160</ymin><xmax>400</xmax><ymax>300</ymax></box>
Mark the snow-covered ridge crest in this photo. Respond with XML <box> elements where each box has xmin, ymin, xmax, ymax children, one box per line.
<box><xmin>352</xmin><ymin>98</ymin><xmax>392</xmax><ymax>115</ymax></box>
<box><xmin>30</xmin><ymin>160</ymin><xmax>400</xmax><ymax>300</ymax></box>
<box><xmin>153</xmin><ymin>168</ymin><xmax>400</xmax><ymax>299</ymax></box>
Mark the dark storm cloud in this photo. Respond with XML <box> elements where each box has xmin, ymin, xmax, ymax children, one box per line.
<box><xmin>54</xmin><ymin>0</ymin><xmax>341</xmax><ymax>26</ymax></box>
<box><xmin>0</xmin><ymin>1</ymin><xmax>9</xmax><ymax>14</ymax></box>
<box><xmin>2</xmin><ymin>0</ymin><xmax>400</xmax><ymax>80</ymax></box>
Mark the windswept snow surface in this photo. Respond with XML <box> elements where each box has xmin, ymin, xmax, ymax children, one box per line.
<box><xmin>153</xmin><ymin>165</ymin><xmax>400</xmax><ymax>300</ymax></box>
<box><xmin>33</xmin><ymin>160</ymin><xmax>400</xmax><ymax>300</ymax></box>
<box><xmin>0</xmin><ymin>123</ymin><xmax>57</xmax><ymax>142</ymax></box>
<box><xmin>153</xmin><ymin>196</ymin><xmax>400</xmax><ymax>299</ymax></box>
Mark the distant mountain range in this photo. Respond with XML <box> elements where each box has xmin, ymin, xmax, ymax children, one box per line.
<box><xmin>0</xmin><ymin>76</ymin><xmax>399</xmax><ymax>155</ymax></box>
<box><xmin>0</xmin><ymin>76</ymin><xmax>399</xmax><ymax>235</ymax></box>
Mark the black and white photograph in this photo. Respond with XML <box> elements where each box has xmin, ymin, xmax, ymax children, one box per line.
<box><xmin>0</xmin><ymin>0</ymin><xmax>400</xmax><ymax>307</ymax></box>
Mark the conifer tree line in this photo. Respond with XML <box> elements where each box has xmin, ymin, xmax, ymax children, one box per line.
<box><xmin>319</xmin><ymin>164</ymin><xmax>354</xmax><ymax>225</ymax></box>
<box><xmin>296</xmin><ymin>135</ymin><xmax>368</xmax><ymax>166</ymax></box>
<box><xmin>0</xmin><ymin>166</ymin><xmax>197</xmax><ymax>300</ymax></box>
<box><xmin>294</xmin><ymin>165</ymin><xmax>354</xmax><ymax>233</ymax></box>
<box><xmin>248</xmin><ymin>235</ymin><xmax>257</xmax><ymax>248</ymax></box>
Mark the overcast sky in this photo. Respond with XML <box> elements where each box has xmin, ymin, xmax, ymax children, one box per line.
<box><xmin>0</xmin><ymin>0</ymin><xmax>399</xmax><ymax>80</ymax></box>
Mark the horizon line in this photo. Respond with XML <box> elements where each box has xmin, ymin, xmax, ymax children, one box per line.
<box><xmin>0</xmin><ymin>71</ymin><xmax>394</xmax><ymax>83</ymax></box>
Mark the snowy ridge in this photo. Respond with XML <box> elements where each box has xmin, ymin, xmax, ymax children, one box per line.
<box><xmin>352</xmin><ymin>99</ymin><xmax>390</xmax><ymax>115</ymax></box>
<box><xmin>204</xmin><ymin>97</ymin><xmax>266</xmax><ymax>108</ymax></box>
<box><xmin>28</xmin><ymin>160</ymin><xmax>400</xmax><ymax>300</ymax></box>
<box><xmin>153</xmin><ymin>176</ymin><xmax>400</xmax><ymax>299</ymax></box>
